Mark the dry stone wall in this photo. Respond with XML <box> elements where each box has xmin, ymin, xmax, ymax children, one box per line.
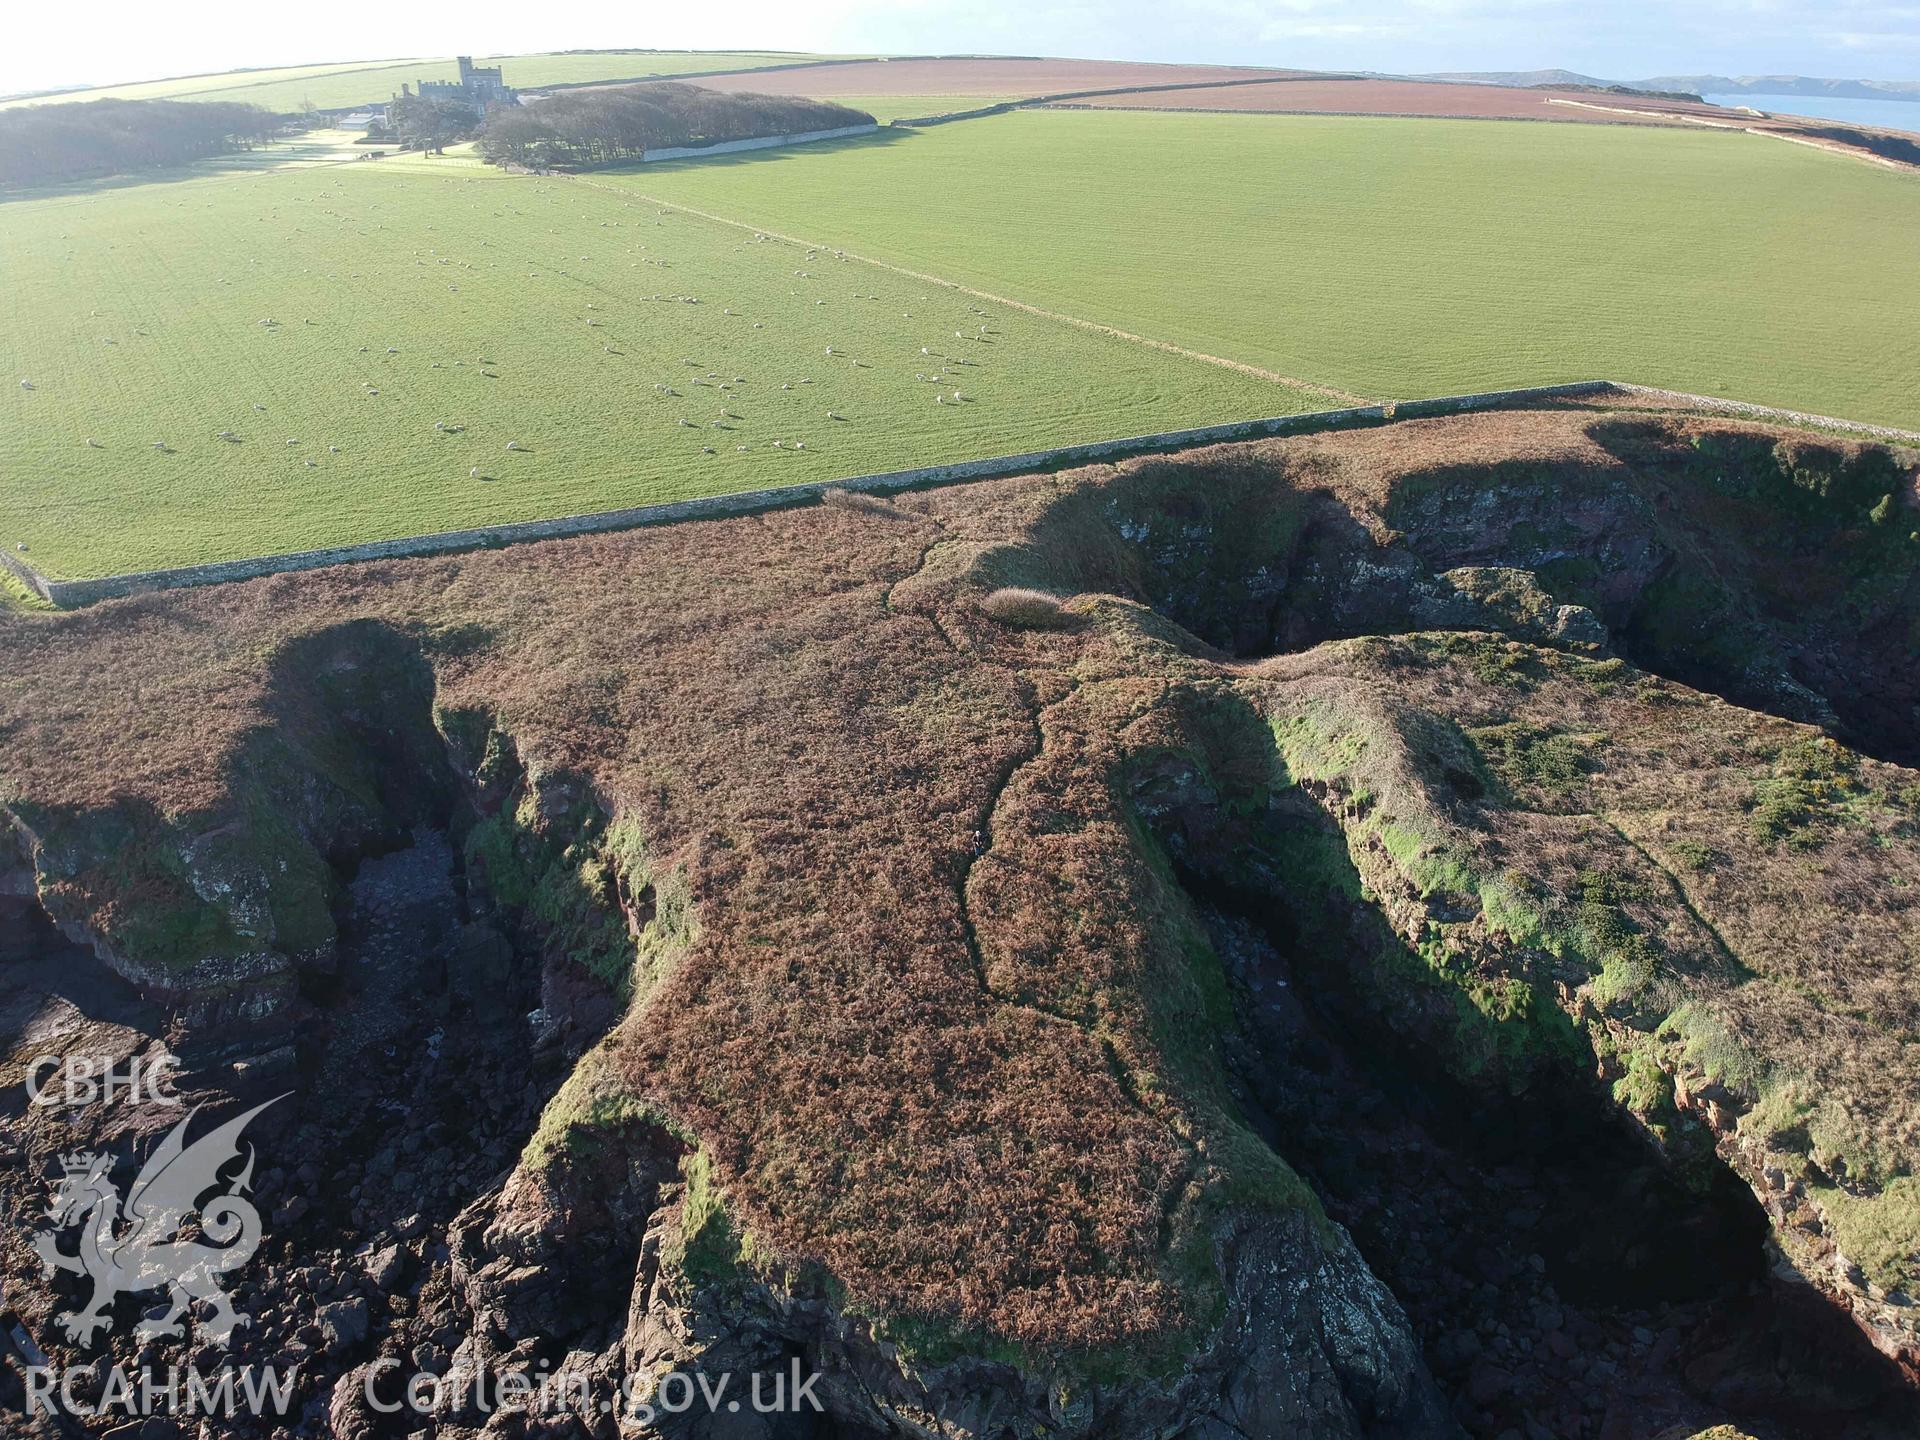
<box><xmin>18</xmin><ymin>382</ymin><xmax>1918</xmax><ymax>607</ymax></box>
<box><xmin>638</xmin><ymin>124</ymin><xmax>878</xmax><ymax>162</ymax></box>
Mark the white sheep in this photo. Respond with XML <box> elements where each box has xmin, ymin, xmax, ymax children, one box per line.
<box><xmin>506</xmin><ymin>440</ymin><xmax>521</xmax><ymax>451</ymax></box>
<box><xmin>471</xmin><ymin>467</ymin><xmax>480</xmax><ymax>478</ymax></box>
<box><xmin>18</xmin><ymin>380</ymin><xmax>33</xmax><ymax>390</ymax></box>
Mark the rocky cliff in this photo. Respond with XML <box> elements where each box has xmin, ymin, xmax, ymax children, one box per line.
<box><xmin>0</xmin><ymin>400</ymin><xmax>1915</xmax><ymax>1438</ymax></box>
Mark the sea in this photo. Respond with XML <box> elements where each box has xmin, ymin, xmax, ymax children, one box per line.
<box><xmin>1704</xmin><ymin>94</ymin><xmax>1920</xmax><ymax>136</ymax></box>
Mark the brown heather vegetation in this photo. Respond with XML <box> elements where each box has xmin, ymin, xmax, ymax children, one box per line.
<box><xmin>2</xmin><ymin>404</ymin><xmax>1918</xmax><ymax>1366</ymax></box>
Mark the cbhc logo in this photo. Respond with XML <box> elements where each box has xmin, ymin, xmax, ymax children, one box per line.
<box><xmin>25</xmin><ymin>1053</ymin><xmax>181</xmax><ymax>1108</ymax></box>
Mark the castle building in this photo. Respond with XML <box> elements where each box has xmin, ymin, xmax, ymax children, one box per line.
<box><xmin>397</xmin><ymin>56</ymin><xmax>518</xmax><ymax>111</ymax></box>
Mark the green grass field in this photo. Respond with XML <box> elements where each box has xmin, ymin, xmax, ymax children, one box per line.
<box><xmin>621</xmin><ymin>109</ymin><xmax>1920</xmax><ymax>428</ymax></box>
<box><xmin>0</xmin><ymin>59</ymin><xmax>431</xmax><ymax>109</ymax></box>
<box><xmin>11</xmin><ymin>103</ymin><xmax>1920</xmax><ymax>584</ymax></box>
<box><xmin>0</xmin><ymin>160</ymin><xmax>1316</xmax><ymax>579</ymax></box>
<box><xmin>2</xmin><ymin>52</ymin><xmax>864</xmax><ymax>114</ymax></box>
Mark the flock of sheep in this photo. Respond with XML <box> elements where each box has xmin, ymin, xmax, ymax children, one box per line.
<box><xmin>18</xmin><ymin>182</ymin><xmax>1006</xmax><ymax>498</ymax></box>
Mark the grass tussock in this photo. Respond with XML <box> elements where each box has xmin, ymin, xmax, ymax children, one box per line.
<box><xmin>820</xmin><ymin>486</ymin><xmax>913</xmax><ymax>519</ymax></box>
<box><xmin>1749</xmin><ymin>735</ymin><xmax>1867</xmax><ymax>851</ymax></box>
<box><xmin>979</xmin><ymin>586</ymin><xmax>1076</xmax><ymax>629</ymax></box>
<box><xmin>0</xmin><ymin>565</ymin><xmax>52</xmax><ymax>613</ymax></box>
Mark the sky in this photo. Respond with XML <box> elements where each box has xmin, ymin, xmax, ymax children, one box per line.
<box><xmin>5</xmin><ymin>0</ymin><xmax>1918</xmax><ymax>97</ymax></box>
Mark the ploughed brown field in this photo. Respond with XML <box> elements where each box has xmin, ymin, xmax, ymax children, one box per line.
<box><xmin>1054</xmin><ymin>75</ymin><xmax>1732</xmax><ymax>125</ymax></box>
<box><xmin>584</xmin><ymin>58</ymin><xmax>1919</xmax><ymax>171</ymax></box>
<box><xmin>638</xmin><ymin>55</ymin><xmax>1306</xmax><ymax>100</ymax></box>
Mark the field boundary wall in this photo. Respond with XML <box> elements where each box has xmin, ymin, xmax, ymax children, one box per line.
<box><xmin>637</xmin><ymin>124</ymin><xmax>879</xmax><ymax>162</ymax></box>
<box><xmin>16</xmin><ymin>381</ymin><xmax>1918</xmax><ymax>606</ymax></box>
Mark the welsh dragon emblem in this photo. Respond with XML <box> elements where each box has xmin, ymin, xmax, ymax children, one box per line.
<box><xmin>32</xmin><ymin>1098</ymin><xmax>282</xmax><ymax>1347</ymax></box>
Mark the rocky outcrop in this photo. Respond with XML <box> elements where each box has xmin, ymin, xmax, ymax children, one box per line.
<box><xmin>1694</xmin><ymin>1071</ymin><xmax>1920</xmax><ymax>1384</ymax></box>
<box><xmin>411</xmin><ymin>1120</ymin><xmax>1457</xmax><ymax>1440</ymax></box>
<box><xmin>2</xmin><ymin>619</ymin><xmax>458</xmax><ymax>1051</ymax></box>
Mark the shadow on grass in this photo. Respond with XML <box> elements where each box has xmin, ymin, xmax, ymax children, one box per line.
<box><xmin>0</xmin><ymin>134</ymin><xmax>385</xmax><ymax>205</ymax></box>
<box><xmin>600</xmin><ymin>122</ymin><xmax>914</xmax><ymax>179</ymax></box>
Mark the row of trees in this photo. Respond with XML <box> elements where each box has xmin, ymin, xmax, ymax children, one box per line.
<box><xmin>476</xmin><ymin>83</ymin><xmax>873</xmax><ymax>170</ymax></box>
<box><xmin>0</xmin><ymin>98</ymin><xmax>277</xmax><ymax>187</ymax></box>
